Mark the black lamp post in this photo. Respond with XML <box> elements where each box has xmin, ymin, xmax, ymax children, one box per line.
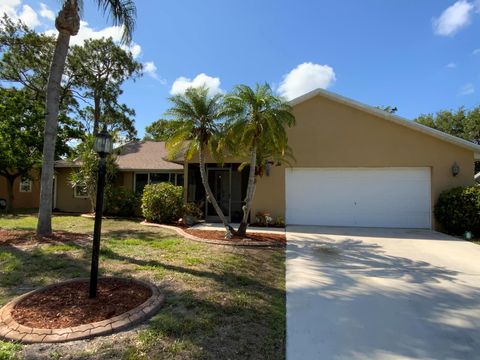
<box><xmin>89</xmin><ymin>126</ymin><xmax>113</xmax><ymax>299</ymax></box>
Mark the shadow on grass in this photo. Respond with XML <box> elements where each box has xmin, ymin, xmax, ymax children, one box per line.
<box><xmin>0</xmin><ymin>245</ymin><xmax>90</xmax><ymax>303</ymax></box>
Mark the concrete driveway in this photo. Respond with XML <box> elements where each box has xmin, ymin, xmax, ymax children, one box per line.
<box><xmin>287</xmin><ymin>226</ymin><xmax>480</xmax><ymax>360</ymax></box>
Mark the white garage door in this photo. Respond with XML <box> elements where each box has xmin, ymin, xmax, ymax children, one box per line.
<box><xmin>285</xmin><ymin>168</ymin><xmax>431</xmax><ymax>228</ymax></box>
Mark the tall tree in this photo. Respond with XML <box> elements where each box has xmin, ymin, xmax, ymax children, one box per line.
<box><xmin>144</xmin><ymin>119</ymin><xmax>183</xmax><ymax>141</ymax></box>
<box><xmin>0</xmin><ymin>88</ymin><xmax>43</xmax><ymax>213</ymax></box>
<box><xmin>224</xmin><ymin>84</ymin><xmax>295</xmax><ymax>236</ymax></box>
<box><xmin>69</xmin><ymin>37</ymin><xmax>142</xmax><ymax>140</ymax></box>
<box><xmin>37</xmin><ymin>0</ymin><xmax>137</xmax><ymax>236</ymax></box>
<box><xmin>165</xmin><ymin>87</ymin><xmax>235</xmax><ymax>238</ymax></box>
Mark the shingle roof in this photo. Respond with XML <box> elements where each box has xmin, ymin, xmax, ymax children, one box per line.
<box><xmin>115</xmin><ymin>141</ymin><xmax>183</xmax><ymax>171</ymax></box>
<box><xmin>55</xmin><ymin>141</ymin><xmax>182</xmax><ymax>171</ymax></box>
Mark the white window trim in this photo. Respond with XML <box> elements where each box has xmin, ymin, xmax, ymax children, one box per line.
<box><xmin>74</xmin><ymin>185</ymin><xmax>89</xmax><ymax>198</ymax></box>
<box><xmin>19</xmin><ymin>178</ymin><xmax>32</xmax><ymax>193</ymax></box>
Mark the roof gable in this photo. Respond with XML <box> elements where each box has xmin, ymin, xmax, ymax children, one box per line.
<box><xmin>289</xmin><ymin>88</ymin><xmax>480</xmax><ymax>160</ymax></box>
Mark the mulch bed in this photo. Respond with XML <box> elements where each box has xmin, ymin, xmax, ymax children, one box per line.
<box><xmin>11</xmin><ymin>278</ymin><xmax>152</xmax><ymax>329</ymax></box>
<box><xmin>183</xmin><ymin>228</ymin><xmax>286</xmax><ymax>244</ymax></box>
<box><xmin>0</xmin><ymin>229</ymin><xmax>88</xmax><ymax>246</ymax></box>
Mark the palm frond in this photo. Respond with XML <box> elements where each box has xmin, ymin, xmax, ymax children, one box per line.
<box><xmin>95</xmin><ymin>0</ymin><xmax>136</xmax><ymax>43</ymax></box>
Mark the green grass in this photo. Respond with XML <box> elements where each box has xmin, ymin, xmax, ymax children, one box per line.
<box><xmin>0</xmin><ymin>213</ymin><xmax>285</xmax><ymax>359</ymax></box>
<box><xmin>0</xmin><ymin>341</ymin><xmax>21</xmax><ymax>360</ymax></box>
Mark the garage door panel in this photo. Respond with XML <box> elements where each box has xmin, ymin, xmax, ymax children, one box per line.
<box><xmin>285</xmin><ymin>168</ymin><xmax>431</xmax><ymax>228</ymax></box>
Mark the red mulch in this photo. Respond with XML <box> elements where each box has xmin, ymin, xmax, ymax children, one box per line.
<box><xmin>0</xmin><ymin>229</ymin><xmax>88</xmax><ymax>246</ymax></box>
<box><xmin>183</xmin><ymin>228</ymin><xmax>286</xmax><ymax>244</ymax></box>
<box><xmin>11</xmin><ymin>278</ymin><xmax>151</xmax><ymax>329</ymax></box>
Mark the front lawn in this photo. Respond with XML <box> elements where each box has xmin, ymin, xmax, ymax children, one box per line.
<box><xmin>0</xmin><ymin>214</ymin><xmax>285</xmax><ymax>359</ymax></box>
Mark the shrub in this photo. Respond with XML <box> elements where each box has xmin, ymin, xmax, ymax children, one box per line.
<box><xmin>434</xmin><ymin>186</ymin><xmax>480</xmax><ymax>236</ymax></box>
<box><xmin>141</xmin><ymin>183</ymin><xmax>183</xmax><ymax>224</ymax></box>
<box><xmin>183</xmin><ymin>202</ymin><xmax>203</xmax><ymax>219</ymax></box>
<box><xmin>105</xmin><ymin>187</ymin><xmax>140</xmax><ymax>217</ymax></box>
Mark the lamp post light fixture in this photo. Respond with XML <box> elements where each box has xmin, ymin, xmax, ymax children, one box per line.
<box><xmin>89</xmin><ymin>126</ymin><xmax>113</xmax><ymax>298</ymax></box>
<box><xmin>452</xmin><ymin>162</ymin><xmax>460</xmax><ymax>177</ymax></box>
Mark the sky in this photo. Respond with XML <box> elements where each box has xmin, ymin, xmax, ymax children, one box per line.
<box><xmin>2</xmin><ymin>0</ymin><xmax>480</xmax><ymax>137</ymax></box>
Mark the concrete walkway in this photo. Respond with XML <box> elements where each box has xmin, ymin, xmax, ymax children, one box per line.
<box><xmin>286</xmin><ymin>226</ymin><xmax>480</xmax><ymax>360</ymax></box>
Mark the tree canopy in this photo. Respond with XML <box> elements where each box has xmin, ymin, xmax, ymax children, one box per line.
<box><xmin>414</xmin><ymin>106</ymin><xmax>480</xmax><ymax>172</ymax></box>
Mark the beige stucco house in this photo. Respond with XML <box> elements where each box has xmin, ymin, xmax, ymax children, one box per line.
<box><xmin>181</xmin><ymin>89</ymin><xmax>480</xmax><ymax>229</ymax></box>
<box><xmin>3</xmin><ymin>88</ymin><xmax>479</xmax><ymax>229</ymax></box>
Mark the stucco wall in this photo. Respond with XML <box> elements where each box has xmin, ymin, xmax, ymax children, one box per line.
<box><xmin>55</xmin><ymin>168</ymin><xmax>92</xmax><ymax>213</ymax></box>
<box><xmin>251</xmin><ymin>95</ymin><xmax>476</xmax><ymax>228</ymax></box>
<box><xmin>0</xmin><ymin>173</ymin><xmax>40</xmax><ymax>209</ymax></box>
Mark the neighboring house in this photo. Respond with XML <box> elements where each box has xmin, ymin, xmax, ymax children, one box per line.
<box><xmin>0</xmin><ymin>175</ymin><xmax>41</xmax><ymax>210</ymax></box>
<box><xmin>1</xmin><ymin>141</ymin><xmax>183</xmax><ymax>213</ymax></box>
<box><xmin>181</xmin><ymin>88</ymin><xmax>480</xmax><ymax>230</ymax></box>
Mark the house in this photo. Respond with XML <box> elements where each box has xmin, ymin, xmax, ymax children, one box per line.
<box><xmin>181</xmin><ymin>88</ymin><xmax>480</xmax><ymax>229</ymax></box>
<box><xmin>0</xmin><ymin>141</ymin><xmax>183</xmax><ymax>213</ymax></box>
<box><xmin>2</xmin><ymin>88</ymin><xmax>479</xmax><ymax>229</ymax></box>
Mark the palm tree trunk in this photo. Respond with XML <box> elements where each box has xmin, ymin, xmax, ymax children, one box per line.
<box><xmin>36</xmin><ymin>31</ymin><xmax>71</xmax><ymax>236</ymax></box>
<box><xmin>198</xmin><ymin>145</ymin><xmax>234</xmax><ymax>239</ymax></box>
<box><xmin>237</xmin><ymin>143</ymin><xmax>257</xmax><ymax>237</ymax></box>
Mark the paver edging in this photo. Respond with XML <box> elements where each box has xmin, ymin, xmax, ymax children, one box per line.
<box><xmin>141</xmin><ymin>221</ymin><xmax>284</xmax><ymax>247</ymax></box>
<box><xmin>0</xmin><ymin>277</ymin><xmax>163</xmax><ymax>344</ymax></box>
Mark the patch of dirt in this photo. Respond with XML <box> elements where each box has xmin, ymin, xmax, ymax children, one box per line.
<box><xmin>0</xmin><ymin>229</ymin><xmax>88</xmax><ymax>246</ymax></box>
<box><xmin>183</xmin><ymin>228</ymin><xmax>286</xmax><ymax>244</ymax></box>
<box><xmin>11</xmin><ymin>278</ymin><xmax>151</xmax><ymax>329</ymax></box>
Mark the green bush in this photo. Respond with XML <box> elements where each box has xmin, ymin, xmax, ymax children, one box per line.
<box><xmin>105</xmin><ymin>187</ymin><xmax>140</xmax><ymax>217</ymax></box>
<box><xmin>141</xmin><ymin>183</ymin><xmax>183</xmax><ymax>224</ymax></box>
<box><xmin>434</xmin><ymin>186</ymin><xmax>480</xmax><ymax>235</ymax></box>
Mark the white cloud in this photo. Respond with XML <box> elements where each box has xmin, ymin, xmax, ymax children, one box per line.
<box><xmin>170</xmin><ymin>73</ymin><xmax>222</xmax><ymax>96</ymax></box>
<box><xmin>45</xmin><ymin>20</ymin><xmax>142</xmax><ymax>58</ymax></box>
<box><xmin>473</xmin><ymin>48</ymin><xmax>480</xmax><ymax>55</ymax></box>
<box><xmin>0</xmin><ymin>0</ymin><xmax>41</xmax><ymax>28</ymax></box>
<box><xmin>433</xmin><ymin>0</ymin><xmax>475</xmax><ymax>36</ymax></box>
<box><xmin>278</xmin><ymin>62</ymin><xmax>336</xmax><ymax>100</ymax></box>
<box><xmin>459</xmin><ymin>83</ymin><xmax>475</xmax><ymax>95</ymax></box>
<box><xmin>446</xmin><ymin>62</ymin><xmax>457</xmax><ymax>68</ymax></box>
<box><xmin>39</xmin><ymin>3</ymin><xmax>55</xmax><ymax>21</ymax></box>
<box><xmin>143</xmin><ymin>61</ymin><xmax>166</xmax><ymax>83</ymax></box>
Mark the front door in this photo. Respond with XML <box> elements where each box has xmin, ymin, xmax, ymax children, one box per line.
<box><xmin>206</xmin><ymin>168</ymin><xmax>231</xmax><ymax>222</ymax></box>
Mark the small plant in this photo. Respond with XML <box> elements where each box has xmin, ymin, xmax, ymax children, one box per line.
<box><xmin>255</xmin><ymin>211</ymin><xmax>273</xmax><ymax>227</ymax></box>
<box><xmin>141</xmin><ymin>183</ymin><xmax>183</xmax><ymax>224</ymax></box>
<box><xmin>274</xmin><ymin>216</ymin><xmax>285</xmax><ymax>227</ymax></box>
<box><xmin>435</xmin><ymin>186</ymin><xmax>480</xmax><ymax>236</ymax></box>
<box><xmin>105</xmin><ymin>187</ymin><xmax>140</xmax><ymax>217</ymax></box>
<box><xmin>183</xmin><ymin>202</ymin><xmax>203</xmax><ymax>226</ymax></box>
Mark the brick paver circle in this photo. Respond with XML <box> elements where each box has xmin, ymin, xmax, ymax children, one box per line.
<box><xmin>0</xmin><ymin>277</ymin><xmax>164</xmax><ymax>344</ymax></box>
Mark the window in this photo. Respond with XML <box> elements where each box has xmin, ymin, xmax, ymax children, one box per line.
<box><xmin>19</xmin><ymin>178</ymin><xmax>32</xmax><ymax>192</ymax></box>
<box><xmin>150</xmin><ymin>173</ymin><xmax>170</xmax><ymax>184</ymax></box>
<box><xmin>176</xmin><ymin>174</ymin><xmax>184</xmax><ymax>186</ymax></box>
<box><xmin>135</xmin><ymin>173</ymin><xmax>149</xmax><ymax>194</ymax></box>
<box><xmin>74</xmin><ymin>185</ymin><xmax>88</xmax><ymax>198</ymax></box>
<box><xmin>134</xmin><ymin>172</ymin><xmax>184</xmax><ymax>193</ymax></box>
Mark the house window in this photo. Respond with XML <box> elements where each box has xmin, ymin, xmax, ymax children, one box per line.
<box><xmin>19</xmin><ymin>178</ymin><xmax>32</xmax><ymax>192</ymax></box>
<box><xmin>134</xmin><ymin>172</ymin><xmax>184</xmax><ymax>193</ymax></box>
<box><xmin>150</xmin><ymin>173</ymin><xmax>170</xmax><ymax>184</ymax></box>
<box><xmin>74</xmin><ymin>185</ymin><xmax>88</xmax><ymax>198</ymax></box>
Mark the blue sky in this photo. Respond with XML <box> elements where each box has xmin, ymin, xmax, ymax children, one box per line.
<box><xmin>2</xmin><ymin>0</ymin><xmax>480</xmax><ymax>137</ymax></box>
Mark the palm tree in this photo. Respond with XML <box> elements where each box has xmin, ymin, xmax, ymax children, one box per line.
<box><xmin>224</xmin><ymin>84</ymin><xmax>295</xmax><ymax>237</ymax></box>
<box><xmin>166</xmin><ymin>86</ymin><xmax>235</xmax><ymax>238</ymax></box>
<box><xmin>36</xmin><ymin>0</ymin><xmax>136</xmax><ymax>235</ymax></box>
